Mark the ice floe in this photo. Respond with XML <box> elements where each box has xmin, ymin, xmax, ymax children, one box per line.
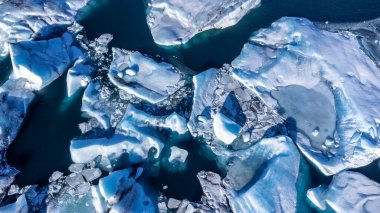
<box><xmin>146</xmin><ymin>0</ymin><xmax>261</xmax><ymax>45</ymax></box>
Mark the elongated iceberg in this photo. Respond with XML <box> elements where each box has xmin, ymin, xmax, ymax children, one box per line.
<box><xmin>231</xmin><ymin>17</ymin><xmax>380</xmax><ymax>175</ymax></box>
<box><xmin>146</xmin><ymin>0</ymin><xmax>261</xmax><ymax>45</ymax></box>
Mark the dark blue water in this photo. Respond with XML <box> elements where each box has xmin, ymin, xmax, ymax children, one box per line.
<box><xmin>5</xmin><ymin>0</ymin><xmax>380</xmax><ymax>204</ymax></box>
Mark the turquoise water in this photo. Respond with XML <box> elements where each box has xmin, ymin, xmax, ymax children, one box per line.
<box><xmin>4</xmin><ymin>0</ymin><xmax>380</xmax><ymax>203</ymax></box>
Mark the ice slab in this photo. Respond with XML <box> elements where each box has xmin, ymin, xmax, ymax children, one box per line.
<box><xmin>9</xmin><ymin>33</ymin><xmax>81</xmax><ymax>90</ymax></box>
<box><xmin>231</xmin><ymin>17</ymin><xmax>380</xmax><ymax>175</ymax></box>
<box><xmin>71</xmin><ymin>104</ymin><xmax>188</xmax><ymax>166</ymax></box>
<box><xmin>66</xmin><ymin>61</ymin><xmax>94</xmax><ymax>97</ymax></box>
<box><xmin>146</xmin><ymin>0</ymin><xmax>261</xmax><ymax>45</ymax></box>
<box><xmin>168</xmin><ymin>146</ymin><xmax>188</xmax><ymax>163</ymax></box>
<box><xmin>226</xmin><ymin>136</ymin><xmax>301</xmax><ymax>213</ymax></box>
<box><xmin>307</xmin><ymin>171</ymin><xmax>380</xmax><ymax>212</ymax></box>
<box><xmin>108</xmin><ymin>48</ymin><xmax>185</xmax><ymax>104</ymax></box>
<box><xmin>0</xmin><ymin>0</ymin><xmax>90</xmax><ymax>56</ymax></box>
<box><xmin>0</xmin><ymin>194</ymin><xmax>28</xmax><ymax>213</ymax></box>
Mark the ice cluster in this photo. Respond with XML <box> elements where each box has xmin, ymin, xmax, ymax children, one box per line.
<box><xmin>146</xmin><ymin>0</ymin><xmax>261</xmax><ymax>45</ymax></box>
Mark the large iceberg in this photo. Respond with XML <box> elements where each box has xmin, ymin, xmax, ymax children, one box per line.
<box><xmin>10</xmin><ymin>32</ymin><xmax>85</xmax><ymax>90</ymax></box>
<box><xmin>0</xmin><ymin>0</ymin><xmax>90</xmax><ymax>56</ymax></box>
<box><xmin>146</xmin><ymin>0</ymin><xmax>261</xmax><ymax>45</ymax></box>
<box><xmin>231</xmin><ymin>17</ymin><xmax>380</xmax><ymax>175</ymax></box>
<box><xmin>307</xmin><ymin>171</ymin><xmax>380</xmax><ymax>212</ymax></box>
<box><xmin>108</xmin><ymin>48</ymin><xmax>185</xmax><ymax>104</ymax></box>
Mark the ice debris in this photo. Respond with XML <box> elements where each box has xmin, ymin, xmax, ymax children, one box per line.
<box><xmin>146</xmin><ymin>0</ymin><xmax>261</xmax><ymax>45</ymax></box>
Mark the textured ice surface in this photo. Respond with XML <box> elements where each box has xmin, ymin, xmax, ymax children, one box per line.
<box><xmin>188</xmin><ymin>65</ymin><xmax>281</xmax><ymax>155</ymax></box>
<box><xmin>168</xmin><ymin>146</ymin><xmax>188</xmax><ymax>163</ymax></box>
<box><xmin>108</xmin><ymin>48</ymin><xmax>185</xmax><ymax>104</ymax></box>
<box><xmin>9</xmin><ymin>33</ymin><xmax>83</xmax><ymax>90</ymax></box>
<box><xmin>98</xmin><ymin>168</ymin><xmax>155</xmax><ymax>212</ymax></box>
<box><xmin>146</xmin><ymin>0</ymin><xmax>261</xmax><ymax>45</ymax></box>
<box><xmin>231</xmin><ymin>17</ymin><xmax>380</xmax><ymax>175</ymax></box>
<box><xmin>226</xmin><ymin>136</ymin><xmax>301</xmax><ymax>213</ymax></box>
<box><xmin>0</xmin><ymin>194</ymin><xmax>28</xmax><ymax>213</ymax></box>
<box><xmin>307</xmin><ymin>171</ymin><xmax>380</xmax><ymax>212</ymax></box>
<box><xmin>71</xmin><ymin>104</ymin><xmax>188</xmax><ymax>166</ymax></box>
<box><xmin>0</xmin><ymin>0</ymin><xmax>89</xmax><ymax>56</ymax></box>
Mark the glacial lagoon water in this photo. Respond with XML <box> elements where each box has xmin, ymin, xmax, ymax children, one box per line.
<box><xmin>4</xmin><ymin>0</ymin><xmax>380</xmax><ymax>202</ymax></box>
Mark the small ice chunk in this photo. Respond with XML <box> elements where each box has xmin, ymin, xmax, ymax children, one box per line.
<box><xmin>49</xmin><ymin>171</ymin><xmax>64</xmax><ymax>183</ymax></box>
<box><xmin>68</xmin><ymin>164</ymin><xmax>85</xmax><ymax>173</ymax></box>
<box><xmin>7</xmin><ymin>185</ymin><xmax>19</xmax><ymax>196</ymax></box>
<box><xmin>81</xmin><ymin>168</ymin><xmax>102</xmax><ymax>182</ymax></box>
<box><xmin>168</xmin><ymin>146</ymin><xmax>188</xmax><ymax>164</ymax></box>
<box><xmin>66</xmin><ymin>173</ymin><xmax>85</xmax><ymax>187</ymax></box>
<box><xmin>167</xmin><ymin>198</ymin><xmax>181</xmax><ymax>209</ymax></box>
<box><xmin>213</xmin><ymin>112</ymin><xmax>242</xmax><ymax>145</ymax></box>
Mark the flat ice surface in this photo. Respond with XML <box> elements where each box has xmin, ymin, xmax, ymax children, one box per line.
<box><xmin>146</xmin><ymin>0</ymin><xmax>261</xmax><ymax>45</ymax></box>
<box><xmin>0</xmin><ymin>194</ymin><xmax>28</xmax><ymax>213</ymax></box>
<box><xmin>231</xmin><ymin>17</ymin><xmax>380</xmax><ymax>175</ymax></box>
<box><xmin>227</xmin><ymin>136</ymin><xmax>301</xmax><ymax>213</ymax></box>
<box><xmin>0</xmin><ymin>0</ymin><xmax>89</xmax><ymax>56</ymax></box>
<box><xmin>307</xmin><ymin>171</ymin><xmax>380</xmax><ymax>212</ymax></box>
<box><xmin>108</xmin><ymin>48</ymin><xmax>184</xmax><ymax>104</ymax></box>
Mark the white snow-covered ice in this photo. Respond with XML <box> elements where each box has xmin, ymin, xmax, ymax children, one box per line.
<box><xmin>108</xmin><ymin>48</ymin><xmax>185</xmax><ymax>104</ymax></box>
<box><xmin>307</xmin><ymin>171</ymin><xmax>380</xmax><ymax>212</ymax></box>
<box><xmin>146</xmin><ymin>0</ymin><xmax>261</xmax><ymax>45</ymax></box>
<box><xmin>231</xmin><ymin>17</ymin><xmax>380</xmax><ymax>175</ymax></box>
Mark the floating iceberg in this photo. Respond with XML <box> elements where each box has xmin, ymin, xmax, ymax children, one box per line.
<box><xmin>108</xmin><ymin>48</ymin><xmax>185</xmax><ymax>104</ymax></box>
<box><xmin>71</xmin><ymin>104</ymin><xmax>188</xmax><ymax>167</ymax></box>
<box><xmin>231</xmin><ymin>17</ymin><xmax>380</xmax><ymax>175</ymax></box>
<box><xmin>0</xmin><ymin>194</ymin><xmax>28</xmax><ymax>213</ymax></box>
<box><xmin>146</xmin><ymin>0</ymin><xmax>261</xmax><ymax>45</ymax></box>
<box><xmin>0</xmin><ymin>0</ymin><xmax>90</xmax><ymax>56</ymax></box>
<box><xmin>307</xmin><ymin>171</ymin><xmax>380</xmax><ymax>212</ymax></box>
<box><xmin>188</xmin><ymin>65</ymin><xmax>281</xmax><ymax>154</ymax></box>
<box><xmin>10</xmin><ymin>33</ymin><xmax>84</xmax><ymax>90</ymax></box>
<box><xmin>226</xmin><ymin>136</ymin><xmax>302</xmax><ymax>213</ymax></box>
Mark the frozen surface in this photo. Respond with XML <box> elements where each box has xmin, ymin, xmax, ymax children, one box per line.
<box><xmin>66</xmin><ymin>61</ymin><xmax>94</xmax><ymax>97</ymax></box>
<box><xmin>307</xmin><ymin>171</ymin><xmax>380</xmax><ymax>212</ymax></box>
<box><xmin>188</xmin><ymin>66</ymin><xmax>281</xmax><ymax>156</ymax></box>
<box><xmin>10</xmin><ymin>33</ymin><xmax>83</xmax><ymax>90</ymax></box>
<box><xmin>146</xmin><ymin>0</ymin><xmax>261</xmax><ymax>45</ymax></box>
<box><xmin>231</xmin><ymin>17</ymin><xmax>380</xmax><ymax>175</ymax></box>
<box><xmin>0</xmin><ymin>194</ymin><xmax>28</xmax><ymax>213</ymax></box>
<box><xmin>226</xmin><ymin>136</ymin><xmax>301</xmax><ymax>213</ymax></box>
<box><xmin>98</xmin><ymin>168</ymin><xmax>155</xmax><ymax>213</ymax></box>
<box><xmin>168</xmin><ymin>146</ymin><xmax>188</xmax><ymax>163</ymax></box>
<box><xmin>0</xmin><ymin>0</ymin><xmax>90</xmax><ymax>56</ymax></box>
<box><xmin>71</xmin><ymin>104</ymin><xmax>188</xmax><ymax>166</ymax></box>
<box><xmin>108</xmin><ymin>48</ymin><xmax>185</xmax><ymax>104</ymax></box>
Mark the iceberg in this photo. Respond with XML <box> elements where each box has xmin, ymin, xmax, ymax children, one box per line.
<box><xmin>71</xmin><ymin>104</ymin><xmax>188</xmax><ymax>167</ymax></box>
<box><xmin>146</xmin><ymin>0</ymin><xmax>261</xmax><ymax>45</ymax></box>
<box><xmin>98</xmin><ymin>168</ymin><xmax>155</xmax><ymax>213</ymax></box>
<box><xmin>307</xmin><ymin>171</ymin><xmax>380</xmax><ymax>212</ymax></box>
<box><xmin>0</xmin><ymin>0</ymin><xmax>90</xmax><ymax>56</ymax></box>
<box><xmin>225</xmin><ymin>136</ymin><xmax>302</xmax><ymax>213</ymax></box>
<box><xmin>0</xmin><ymin>194</ymin><xmax>28</xmax><ymax>213</ymax></box>
<box><xmin>188</xmin><ymin>66</ymin><xmax>281</xmax><ymax>155</ymax></box>
<box><xmin>108</xmin><ymin>48</ymin><xmax>185</xmax><ymax>104</ymax></box>
<box><xmin>168</xmin><ymin>146</ymin><xmax>188</xmax><ymax>164</ymax></box>
<box><xmin>231</xmin><ymin>17</ymin><xmax>380</xmax><ymax>175</ymax></box>
<box><xmin>10</xmin><ymin>33</ymin><xmax>84</xmax><ymax>90</ymax></box>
